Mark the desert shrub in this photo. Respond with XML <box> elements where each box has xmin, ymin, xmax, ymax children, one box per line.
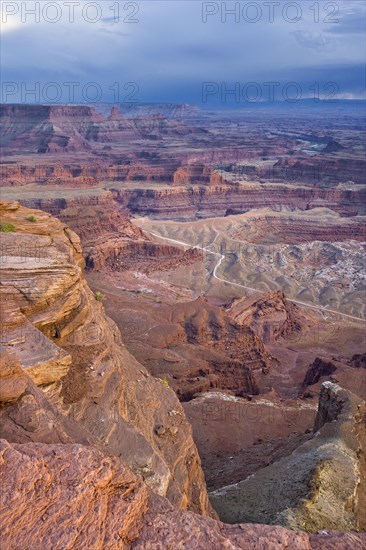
<box><xmin>0</xmin><ymin>222</ymin><xmax>16</xmax><ymax>233</ymax></box>
<box><xmin>95</xmin><ymin>291</ymin><xmax>104</xmax><ymax>302</ymax></box>
<box><xmin>160</xmin><ymin>378</ymin><xmax>169</xmax><ymax>387</ymax></box>
<box><xmin>26</xmin><ymin>215</ymin><xmax>37</xmax><ymax>222</ymax></box>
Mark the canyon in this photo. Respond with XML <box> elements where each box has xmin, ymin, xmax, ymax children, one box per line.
<box><xmin>1</xmin><ymin>103</ymin><xmax>365</xmax><ymax>548</ymax></box>
<box><xmin>1</xmin><ymin>201</ymin><xmax>365</xmax><ymax>549</ymax></box>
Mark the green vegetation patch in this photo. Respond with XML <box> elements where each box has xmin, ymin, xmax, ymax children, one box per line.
<box><xmin>0</xmin><ymin>222</ymin><xmax>16</xmax><ymax>233</ymax></box>
<box><xmin>95</xmin><ymin>291</ymin><xmax>105</xmax><ymax>302</ymax></box>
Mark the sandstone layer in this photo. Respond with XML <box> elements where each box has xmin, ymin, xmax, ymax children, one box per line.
<box><xmin>114</xmin><ymin>183</ymin><xmax>366</xmax><ymax>219</ymax></box>
<box><xmin>0</xmin><ymin>200</ymin><xmax>212</xmax><ymax>514</ymax></box>
<box><xmin>1</xmin><ymin>200</ymin><xmax>365</xmax><ymax>548</ymax></box>
<box><xmin>58</xmin><ymin>204</ymin><xmax>202</xmax><ymax>272</ymax></box>
<box><xmin>91</xmin><ymin>291</ymin><xmax>273</xmax><ymax>402</ymax></box>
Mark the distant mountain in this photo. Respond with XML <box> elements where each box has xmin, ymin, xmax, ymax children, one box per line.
<box><xmin>0</xmin><ymin>104</ymin><xmax>206</xmax><ymax>154</ymax></box>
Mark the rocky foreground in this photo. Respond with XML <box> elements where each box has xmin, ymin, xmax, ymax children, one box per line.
<box><xmin>0</xmin><ymin>201</ymin><xmax>365</xmax><ymax>549</ymax></box>
<box><xmin>210</xmin><ymin>381</ymin><xmax>366</xmax><ymax>531</ymax></box>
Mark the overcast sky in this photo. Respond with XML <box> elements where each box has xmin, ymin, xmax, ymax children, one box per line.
<box><xmin>1</xmin><ymin>0</ymin><xmax>365</xmax><ymax>105</ymax></box>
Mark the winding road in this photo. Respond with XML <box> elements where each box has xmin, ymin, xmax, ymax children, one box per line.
<box><xmin>144</xmin><ymin>229</ymin><xmax>366</xmax><ymax>324</ymax></box>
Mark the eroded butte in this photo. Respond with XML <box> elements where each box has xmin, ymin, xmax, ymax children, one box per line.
<box><xmin>1</xmin><ymin>102</ymin><xmax>365</xmax><ymax>547</ymax></box>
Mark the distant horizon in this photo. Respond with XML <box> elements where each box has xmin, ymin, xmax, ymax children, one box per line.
<box><xmin>2</xmin><ymin>98</ymin><xmax>366</xmax><ymax>107</ymax></box>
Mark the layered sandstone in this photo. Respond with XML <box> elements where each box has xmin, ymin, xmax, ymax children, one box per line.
<box><xmin>104</xmin><ymin>242</ymin><xmax>202</xmax><ymax>274</ymax></box>
<box><xmin>0</xmin><ymin>103</ymin><xmax>205</xmax><ymax>157</ymax></box>
<box><xmin>50</xmin><ymin>203</ymin><xmax>202</xmax><ymax>272</ymax></box>
<box><xmin>1</xmin><ymin>179</ymin><xmax>365</xmax><ymax>223</ymax></box>
<box><xmin>231</xmin><ymin>212</ymin><xmax>366</xmax><ymax>244</ymax></box>
<box><xmin>0</xmin><ymin>201</ymin><xmax>213</xmax><ymax>514</ymax></box>
<box><xmin>0</xmin><ymin>104</ymin><xmax>104</xmax><ymax>154</ymax></box>
<box><xmin>1</xmin><ymin>362</ymin><xmax>365</xmax><ymax>548</ymax></box>
<box><xmin>104</xmin><ymin>294</ymin><xmax>272</xmax><ymax>402</ymax></box>
<box><xmin>58</xmin><ymin>203</ymin><xmax>147</xmax><ymax>270</ymax></box>
<box><xmin>225</xmin><ymin>156</ymin><xmax>366</xmax><ymax>186</ymax></box>
<box><xmin>114</xmin><ymin>183</ymin><xmax>366</xmax><ymax>219</ymax></box>
<box><xmin>1</xmin><ymin>201</ymin><xmax>365</xmax><ymax>548</ymax></box>
<box><xmin>269</xmin><ymin>156</ymin><xmax>366</xmax><ymax>186</ymax></box>
<box><xmin>173</xmin><ymin>164</ymin><xmax>219</xmax><ymax>186</ymax></box>
<box><xmin>0</xmin><ymin>161</ymin><xmax>182</xmax><ymax>187</ymax></box>
<box><xmin>227</xmin><ymin>291</ymin><xmax>306</xmax><ymax>343</ymax></box>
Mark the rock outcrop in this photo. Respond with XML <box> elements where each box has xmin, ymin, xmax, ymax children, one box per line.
<box><xmin>0</xmin><ymin>200</ymin><xmax>213</xmax><ymax>515</ymax></box>
<box><xmin>59</xmin><ymin>204</ymin><xmax>147</xmax><ymax>270</ymax></box>
<box><xmin>104</xmin><ymin>241</ymin><xmax>202</xmax><ymax>274</ymax></box>
<box><xmin>114</xmin><ymin>184</ymin><xmax>366</xmax><ymax>219</ymax></box>
<box><xmin>1</xmin><ymin>361</ymin><xmax>365</xmax><ymax>549</ymax></box>
<box><xmin>269</xmin><ymin>156</ymin><xmax>365</xmax><ymax>186</ymax></box>
<box><xmin>1</xmin><ymin>201</ymin><xmax>365</xmax><ymax>548</ymax></box>
<box><xmin>0</xmin><ymin>104</ymin><xmax>104</xmax><ymax>153</ymax></box>
<box><xmin>109</xmin><ymin>295</ymin><xmax>272</xmax><ymax>402</ymax></box>
<box><xmin>303</xmin><ymin>358</ymin><xmax>337</xmax><ymax>388</ymax></box>
<box><xmin>228</xmin><ymin>154</ymin><xmax>366</xmax><ymax>186</ymax></box>
<box><xmin>49</xmin><ymin>202</ymin><xmax>203</xmax><ymax>273</ymax></box>
<box><xmin>2</xmin><ymin>434</ymin><xmax>365</xmax><ymax>549</ymax></box>
<box><xmin>350</xmin><ymin>353</ymin><xmax>366</xmax><ymax>369</ymax></box>
<box><xmin>227</xmin><ymin>290</ymin><xmax>306</xmax><ymax>343</ymax></box>
<box><xmin>231</xmin><ymin>212</ymin><xmax>366</xmax><ymax>244</ymax></box>
<box><xmin>0</xmin><ymin>103</ymin><xmax>205</xmax><ymax>156</ymax></box>
<box><xmin>173</xmin><ymin>163</ymin><xmax>217</xmax><ymax>186</ymax></box>
<box><xmin>0</xmin><ymin>439</ymin><xmax>149</xmax><ymax>548</ymax></box>
<box><xmin>210</xmin><ymin>382</ymin><xmax>366</xmax><ymax>533</ymax></box>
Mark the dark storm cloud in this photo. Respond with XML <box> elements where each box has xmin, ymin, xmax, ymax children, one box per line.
<box><xmin>292</xmin><ymin>64</ymin><xmax>366</xmax><ymax>97</ymax></box>
<box><xmin>1</xmin><ymin>0</ymin><xmax>365</xmax><ymax>104</ymax></box>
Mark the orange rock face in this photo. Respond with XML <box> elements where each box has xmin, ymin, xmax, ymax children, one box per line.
<box><xmin>0</xmin><ymin>349</ymin><xmax>28</xmax><ymax>403</ymax></box>
<box><xmin>1</xmin><ymin>436</ymin><xmax>365</xmax><ymax>548</ymax></box>
<box><xmin>227</xmin><ymin>290</ymin><xmax>306</xmax><ymax>342</ymax></box>
<box><xmin>1</xmin><ymin>200</ymin><xmax>365</xmax><ymax>548</ymax></box>
<box><xmin>0</xmin><ymin>200</ymin><xmax>213</xmax><ymax>516</ymax></box>
<box><xmin>0</xmin><ymin>439</ymin><xmax>149</xmax><ymax>548</ymax></box>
